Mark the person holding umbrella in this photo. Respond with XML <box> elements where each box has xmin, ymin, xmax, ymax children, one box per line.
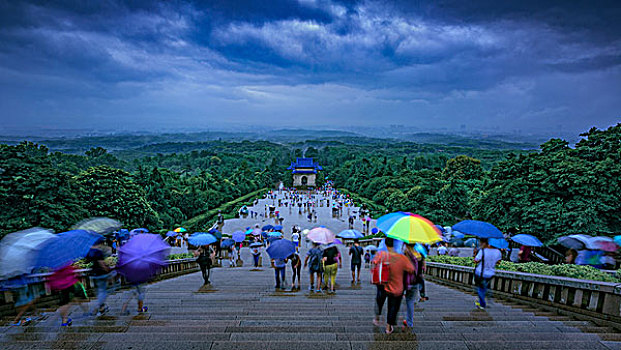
<box><xmin>474</xmin><ymin>238</ymin><xmax>502</xmax><ymax>309</ymax></box>
<box><xmin>267</xmin><ymin>239</ymin><xmax>296</xmax><ymax>290</ymax></box>
<box><xmin>85</xmin><ymin>239</ymin><xmax>113</xmax><ymax>316</ymax></box>
<box><xmin>195</xmin><ymin>245</ymin><xmax>215</xmax><ymax>285</ymax></box>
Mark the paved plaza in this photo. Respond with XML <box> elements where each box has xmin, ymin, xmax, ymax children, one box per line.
<box><xmin>2</xmin><ymin>192</ymin><xmax>620</xmax><ymax>349</ymax></box>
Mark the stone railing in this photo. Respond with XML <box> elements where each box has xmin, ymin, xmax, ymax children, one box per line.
<box><xmin>0</xmin><ymin>258</ymin><xmax>198</xmax><ymax>316</ymax></box>
<box><xmin>425</xmin><ymin>262</ymin><xmax>621</xmax><ymax>325</ymax></box>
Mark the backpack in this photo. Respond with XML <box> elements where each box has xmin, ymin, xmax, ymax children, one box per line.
<box><xmin>308</xmin><ymin>249</ymin><xmax>323</xmax><ymax>271</ymax></box>
<box><xmin>371</xmin><ymin>251</ymin><xmax>391</xmax><ymax>285</ymax></box>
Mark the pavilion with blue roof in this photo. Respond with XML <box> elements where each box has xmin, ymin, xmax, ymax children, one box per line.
<box><xmin>287</xmin><ymin>157</ymin><xmax>322</xmax><ymax>187</ymax></box>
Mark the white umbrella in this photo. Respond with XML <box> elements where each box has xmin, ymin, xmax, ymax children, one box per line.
<box><xmin>558</xmin><ymin>234</ymin><xmax>592</xmax><ymax>250</ymax></box>
<box><xmin>306</xmin><ymin>227</ymin><xmax>335</xmax><ymax>244</ymax></box>
<box><xmin>0</xmin><ymin>228</ymin><xmax>55</xmax><ymax>279</ymax></box>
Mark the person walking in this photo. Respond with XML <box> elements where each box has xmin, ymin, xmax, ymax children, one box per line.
<box><xmin>349</xmin><ymin>239</ymin><xmax>363</xmax><ymax>284</ymax></box>
<box><xmin>402</xmin><ymin>244</ymin><xmax>420</xmax><ymax>330</ymax></box>
<box><xmin>291</xmin><ymin>229</ymin><xmax>300</xmax><ymax>253</ymax></box>
<box><xmin>251</xmin><ymin>246</ymin><xmax>261</xmax><ymax>268</ymax></box>
<box><xmin>289</xmin><ymin>252</ymin><xmax>302</xmax><ymax>290</ymax></box>
<box><xmin>86</xmin><ymin>241</ymin><xmax>112</xmax><ymax>316</ymax></box>
<box><xmin>194</xmin><ymin>245</ymin><xmax>215</xmax><ymax>285</ymax></box>
<box><xmin>322</xmin><ymin>245</ymin><xmax>340</xmax><ymax>294</ymax></box>
<box><xmin>304</xmin><ymin>242</ymin><xmax>323</xmax><ymax>292</ymax></box>
<box><xmin>474</xmin><ymin>238</ymin><xmax>502</xmax><ymax>309</ymax></box>
<box><xmin>271</xmin><ymin>256</ymin><xmax>288</xmax><ymax>290</ymax></box>
<box><xmin>372</xmin><ymin>237</ymin><xmax>414</xmax><ymax>334</ymax></box>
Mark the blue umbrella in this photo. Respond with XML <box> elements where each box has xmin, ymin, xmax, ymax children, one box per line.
<box><xmin>221</xmin><ymin>239</ymin><xmax>235</xmax><ymax>249</ymax></box>
<box><xmin>452</xmin><ymin>231</ymin><xmax>465</xmax><ymax>239</ymax></box>
<box><xmin>489</xmin><ymin>238</ymin><xmax>509</xmax><ymax>249</ymax></box>
<box><xmin>371</xmin><ymin>228</ymin><xmax>379</xmax><ymax>234</ymax></box>
<box><xmin>188</xmin><ymin>233</ymin><xmax>217</xmax><ymax>246</ymax></box>
<box><xmin>337</xmin><ymin>229</ymin><xmax>364</xmax><ymax>239</ymax></box>
<box><xmin>511</xmin><ymin>234</ymin><xmax>543</xmax><ymax>247</ymax></box>
<box><xmin>117</xmin><ymin>234</ymin><xmax>170</xmax><ymax>284</ymax></box>
<box><xmin>464</xmin><ymin>238</ymin><xmax>478</xmax><ymax>248</ymax></box>
<box><xmin>378</xmin><ymin>238</ymin><xmax>404</xmax><ymax>254</ymax></box>
<box><xmin>232</xmin><ymin>231</ymin><xmax>246</xmax><ymax>243</ymax></box>
<box><xmin>435</xmin><ymin>225</ymin><xmax>446</xmax><ymax>233</ymax></box>
<box><xmin>267</xmin><ymin>236</ymin><xmax>281</xmax><ymax>244</ymax></box>
<box><xmin>130</xmin><ymin>228</ymin><xmax>149</xmax><ymax>235</ymax></box>
<box><xmin>35</xmin><ymin>230</ymin><xmax>104</xmax><ymax>269</ymax></box>
<box><xmin>268</xmin><ymin>231</ymin><xmax>283</xmax><ymax>238</ymax></box>
<box><xmin>262</xmin><ymin>225</ymin><xmax>274</xmax><ymax>231</ymax></box>
<box><xmin>166</xmin><ymin>231</ymin><xmax>179</xmax><ymax>237</ymax></box>
<box><xmin>452</xmin><ymin>220</ymin><xmax>503</xmax><ymax>239</ymax></box>
<box><xmin>208</xmin><ymin>228</ymin><xmax>222</xmax><ymax>240</ymax></box>
<box><xmin>266</xmin><ymin>239</ymin><xmax>296</xmax><ymax>260</ymax></box>
<box><xmin>414</xmin><ymin>243</ymin><xmax>428</xmax><ymax>258</ymax></box>
<box><xmin>273</xmin><ymin>225</ymin><xmax>283</xmax><ymax>231</ymax></box>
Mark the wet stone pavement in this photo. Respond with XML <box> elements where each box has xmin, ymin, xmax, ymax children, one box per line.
<box><xmin>2</xmin><ymin>192</ymin><xmax>621</xmax><ymax>349</ymax></box>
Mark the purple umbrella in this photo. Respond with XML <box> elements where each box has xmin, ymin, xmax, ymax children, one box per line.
<box><xmin>232</xmin><ymin>231</ymin><xmax>246</xmax><ymax>243</ymax></box>
<box><xmin>117</xmin><ymin>234</ymin><xmax>170</xmax><ymax>284</ymax></box>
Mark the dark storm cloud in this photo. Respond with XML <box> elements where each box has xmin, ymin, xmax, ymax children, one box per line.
<box><xmin>0</xmin><ymin>0</ymin><xmax>619</xmax><ymax>134</ymax></box>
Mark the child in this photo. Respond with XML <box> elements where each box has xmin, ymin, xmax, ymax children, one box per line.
<box><xmin>364</xmin><ymin>251</ymin><xmax>371</xmax><ymax>268</ymax></box>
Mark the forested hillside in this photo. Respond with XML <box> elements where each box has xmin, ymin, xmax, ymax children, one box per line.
<box><xmin>1</xmin><ymin>124</ymin><xmax>618</xmax><ymax>242</ymax></box>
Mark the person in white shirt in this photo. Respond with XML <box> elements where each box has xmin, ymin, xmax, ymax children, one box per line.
<box><xmin>437</xmin><ymin>243</ymin><xmax>448</xmax><ymax>256</ymax></box>
<box><xmin>291</xmin><ymin>230</ymin><xmax>300</xmax><ymax>253</ymax></box>
<box><xmin>473</xmin><ymin>238</ymin><xmax>502</xmax><ymax>309</ymax></box>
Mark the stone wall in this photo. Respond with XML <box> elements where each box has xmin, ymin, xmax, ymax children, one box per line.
<box><xmin>0</xmin><ymin>258</ymin><xmax>199</xmax><ymax>316</ymax></box>
<box><xmin>425</xmin><ymin>262</ymin><xmax>621</xmax><ymax>327</ymax></box>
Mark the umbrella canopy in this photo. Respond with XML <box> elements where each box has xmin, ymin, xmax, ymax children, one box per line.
<box><xmin>464</xmin><ymin>238</ymin><xmax>478</xmax><ymax>248</ymax></box>
<box><xmin>615</xmin><ymin>236</ymin><xmax>621</xmax><ymax>247</ymax></box>
<box><xmin>220</xmin><ymin>239</ymin><xmax>235</xmax><ymax>249</ymax></box>
<box><xmin>452</xmin><ymin>220</ymin><xmax>503</xmax><ymax>239</ymax></box>
<box><xmin>262</xmin><ymin>225</ymin><xmax>274</xmax><ymax>231</ymax></box>
<box><xmin>251</xmin><ymin>228</ymin><xmax>262</xmax><ymax>236</ymax></box>
<box><xmin>378</xmin><ymin>238</ymin><xmax>404</xmax><ymax>254</ymax></box>
<box><xmin>273</xmin><ymin>225</ymin><xmax>283</xmax><ymax>231</ymax></box>
<box><xmin>249</xmin><ymin>242</ymin><xmax>263</xmax><ymax>248</ymax></box>
<box><xmin>452</xmin><ymin>231</ymin><xmax>465</xmax><ymax>239</ymax></box>
<box><xmin>489</xmin><ymin>238</ymin><xmax>509</xmax><ymax>249</ymax></box>
<box><xmin>0</xmin><ymin>228</ymin><xmax>55</xmax><ymax>279</ymax></box>
<box><xmin>188</xmin><ymin>233</ymin><xmax>217</xmax><ymax>246</ymax></box>
<box><xmin>232</xmin><ymin>231</ymin><xmax>246</xmax><ymax>243</ymax></box>
<box><xmin>434</xmin><ymin>225</ymin><xmax>446</xmax><ymax>233</ymax></box>
<box><xmin>364</xmin><ymin>245</ymin><xmax>378</xmax><ymax>251</ymax></box>
<box><xmin>117</xmin><ymin>234</ymin><xmax>170</xmax><ymax>284</ymax></box>
<box><xmin>208</xmin><ymin>228</ymin><xmax>223</xmax><ymax>240</ymax></box>
<box><xmin>414</xmin><ymin>243</ymin><xmax>428</xmax><ymax>258</ymax></box>
<box><xmin>337</xmin><ymin>229</ymin><xmax>364</xmax><ymax>239</ymax></box>
<box><xmin>116</xmin><ymin>229</ymin><xmax>130</xmax><ymax>240</ymax></box>
<box><xmin>558</xmin><ymin>234</ymin><xmax>592</xmax><ymax>250</ymax></box>
<box><xmin>588</xmin><ymin>236</ymin><xmax>617</xmax><ymax>252</ymax></box>
<box><xmin>72</xmin><ymin>217</ymin><xmax>121</xmax><ymax>235</ymax></box>
<box><xmin>301</xmin><ymin>229</ymin><xmax>310</xmax><ymax>235</ymax></box>
<box><xmin>376</xmin><ymin>212</ymin><xmax>442</xmax><ymax>244</ymax></box>
<box><xmin>166</xmin><ymin>231</ymin><xmax>179</xmax><ymax>237</ymax></box>
<box><xmin>130</xmin><ymin>228</ymin><xmax>149</xmax><ymax>235</ymax></box>
<box><xmin>307</xmin><ymin>227</ymin><xmax>335</xmax><ymax>244</ymax></box>
<box><xmin>174</xmin><ymin>227</ymin><xmax>187</xmax><ymax>233</ymax></box>
<box><xmin>371</xmin><ymin>228</ymin><xmax>379</xmax><ymax>234</ymax></box>
<box><xmin>266</xmin><ymin>239</ymin><xmax>296</xmax><ymax>260</ymax></box>
<box><xmin>267</xmin><ymin>236</ymin><xmax>281</xmax><ymax>244</ymax></box>
<box><xmin>268</xmin><ymin>231</ymin><xmax>283</xmax><ymax>238</ymax></box>
<box><xmin>35</xmin><ymin>230</ymin><xmax>104</xmax><ymax>269</ymax></box>
<box><xmin>333</xmin><ymin>238</ymin><xmax>343</xmax><ymax>245</ymax></box>
<box><xmin>511</xmin><ymin>234</ymin><xmax>543</xmax><ymax>247</ymax></box>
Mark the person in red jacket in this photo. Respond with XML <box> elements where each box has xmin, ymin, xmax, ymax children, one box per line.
<box><xmin>372</xmin><ymin>237</ymin><xmax>414</xmax><ymax>334</ymax></box>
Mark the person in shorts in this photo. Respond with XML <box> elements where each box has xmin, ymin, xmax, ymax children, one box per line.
<box><xmin>349</xmin><ymin>239</ymin><xmax>364</xmax><ymax>284</ymax></box>
<box><xmin>304</xmin><ymin>242</ymin><xmax>323</xmax><ymax>292</ymax></box>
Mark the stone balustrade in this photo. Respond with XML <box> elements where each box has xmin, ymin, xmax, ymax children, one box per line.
<box><xmin>425</xmin><ymin>262</ymin><xmax>621</xmax><ymax>324</ymax></box>
<box><xmin>0</xmin><ymin>258</ymin><xmax>198</xmax><ymax>316</ymax></box>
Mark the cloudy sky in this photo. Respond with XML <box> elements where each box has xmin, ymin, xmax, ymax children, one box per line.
<box><xmin>0</xmin><ymin>0</ymin><xmax>619</xmax><ymax>136</ymax></box>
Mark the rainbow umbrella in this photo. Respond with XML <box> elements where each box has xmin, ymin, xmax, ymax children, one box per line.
<box><xmin>174</xmin><ymin>227</ymin><xmax>187</xmax><ymax>233</ymax></box>
<box><xmin>376</xmin><ymin>212</ymin><xmax>442</xmax><ymax>244</ymax></box>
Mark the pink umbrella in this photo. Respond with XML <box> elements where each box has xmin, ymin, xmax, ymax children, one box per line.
<box><xmin>588</xmin><ymin>236</ymin><xmax>618</xmax><ymax>252</ymax></box>
<box><xmin>307</xmin><ymin>227</ymin><xmax>335</xmax><ymax>244</ymax></box>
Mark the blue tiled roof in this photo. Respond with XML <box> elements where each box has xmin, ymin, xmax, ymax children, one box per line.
<box><xmin>287</xmin><ymin>157</ymin><xmax>323</xmax><ymax>171</ymax></box>
<box><xmin>292</xmin><ymin>170</ymin><xmax>317</xmax><ymax>174</ymax></box>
